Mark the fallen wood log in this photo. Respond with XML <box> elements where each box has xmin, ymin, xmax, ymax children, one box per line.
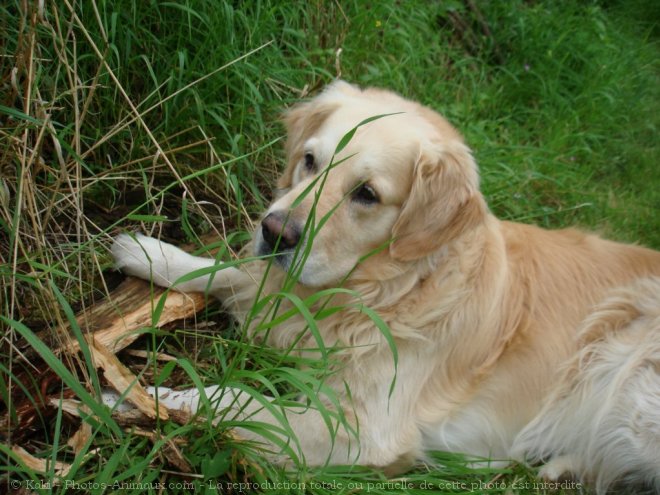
<box><xmin>58</xmin><ymin>277</ymin><xmax>207</xmax><ymax>354</ymax></box>
<box><xmin>87</xmin><ymin>334</ymin><xmax>170</xmax><ymax>420</ymax></box>
<box><xmin>2</xmin><ymin>277</ymin><xmax>207</xmax><ymax>443</ymax></box>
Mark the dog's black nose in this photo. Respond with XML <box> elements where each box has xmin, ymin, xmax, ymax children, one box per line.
<box><xmin>261</xmin><ymin>211</ymin><xmax>300</xmax><ymax>253</ymax></box>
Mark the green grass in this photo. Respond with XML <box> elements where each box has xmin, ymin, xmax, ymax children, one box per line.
<box><xmin>1</xmin><ymin>0</ymin><xmax>658</xmax><ymax>493</ymax></box>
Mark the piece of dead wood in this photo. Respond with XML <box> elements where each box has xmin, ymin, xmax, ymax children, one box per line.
<box><xmin>123</xmin><ymin>349</ymin><xmax>178</xmax><ymax>361</ymax></box>
<box><xmin>113</xmin><ymin>407</ymin><xmax>193</xmax><ymax>428</ymax></box>
<box><xmin>3</xmin><ymin>278</ymin><xmax>206</xmax><ymax>444</ymax></box>
<box><xmin>51</xmin><ymin>397</ymin><xmax>192</xmax><ymax>427</ymax></box>
<box><xmin>11</xmin><ymin>445</ymin><xmax>72</xmax><ymax>478</ymax></box>
<box><xmin>54</xmin><ymin>397</ymin><xmax>94</xmax><ymax>455</ymax></box>
<box><xmin>161</xmin><ymin>437</ymin><xmax>193</xmax><ymax>473</ymax></box>
<box><xmin>131</xmin><ymin>428</ymin><xmax>192</xmax><ymax>473</ymax></box>
<box><xmin>47</xmin><ymin>398</ymin><xmax>243</xmax><ymax>475</ymax></box>
<box><xmin>50</xmin><ymin>397</ymin><xmax>87</xmax><ymax>417</ymax></box>
<box><xmin>58</xmin><ymin>277</ymin><xmax>207</xmax><ymax>354</ymax></box>
<box><xmin>67</xmin><ymin>421</ymin><xmax>92</xmax><ymax>455</ymax></box>
<box><xmin>87</xmin><ymin>335</ymin><xmax>169</xmax><ymax>421</ymax></box>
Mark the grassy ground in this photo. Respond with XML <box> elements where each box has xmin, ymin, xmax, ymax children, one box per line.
<box><xmin>1</xmin><ymin>0</ymin><xmax>658</xmax><ymax>493</ymax></box>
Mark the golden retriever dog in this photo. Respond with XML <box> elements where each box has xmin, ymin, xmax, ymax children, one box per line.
<box><xmin>110</xmin><ymin>81</ymin><xmax>660</xmax><ymax>492</ymax></box>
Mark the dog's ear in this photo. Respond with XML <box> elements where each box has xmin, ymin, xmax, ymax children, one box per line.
<box><xmin>277</xmin><ymin>100</ymin><xmax>339</xmax><ymax>190</ymax></box>
<box><xmin>390</xmin><ymin>142</ymin><xmax>487</xmax><ymax>261</ymax></box>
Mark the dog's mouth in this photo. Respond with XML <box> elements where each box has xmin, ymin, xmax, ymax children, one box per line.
<box><xmin>255</xmin><ymin>240</ymin><xmax>294</xmax><ymax>268</ymax></box>
<box><xmin>255</xmin><ymin>237</ymin><xmax>318</xmax><ymax>287</ymax></box>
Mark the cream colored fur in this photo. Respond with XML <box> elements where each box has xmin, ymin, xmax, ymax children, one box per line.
<box><xmin>111</xmin><ymin>81</ymin><xmax>660</xmax><ymax>492</ymax></box>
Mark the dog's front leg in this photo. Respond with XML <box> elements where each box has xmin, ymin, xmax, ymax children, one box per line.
<box><xmin>212</xmin><ymin>389</ymin><xmax>360</xmax><ymax>468</ymax></box>
<box><xmin>102</xmin><ymin>384</ymin><xmax>361</xmax><ymax>467</ymax></box>
<box><xmin>144</xmin><ymin>384</ymin><xmax>421</xmax><ymax>472</ymax></box>
<box><xmin>111</xmin><ymin>233</ymin><xmax>253</xmax><ymax>303</ymax></box>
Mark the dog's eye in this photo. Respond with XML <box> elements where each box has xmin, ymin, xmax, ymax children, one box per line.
<box><xmin>352</xmin><ymin>183</ymin><xmax>379</xmax><ymax>205</ymax></box>
<box><xmin>303</xmin><ymin>152</ymin><xmax>315</xmax><ymax>172</ymax></box>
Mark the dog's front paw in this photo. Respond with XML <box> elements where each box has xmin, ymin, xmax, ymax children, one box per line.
<box><xmin>111</xmin><ymin>233</ymin><xmax>177</xmax><ymax>287</ymax></box>
<box><xmin>538</xmin><ymin>455</ymin><xmax>580</xmax><ymax>482</ymax></box>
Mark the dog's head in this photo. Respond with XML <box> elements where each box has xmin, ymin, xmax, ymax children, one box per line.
<box><xmin>254</xmin><ymin>81</ymin><xmax>487</xmax><ymax>287</ymax></box>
